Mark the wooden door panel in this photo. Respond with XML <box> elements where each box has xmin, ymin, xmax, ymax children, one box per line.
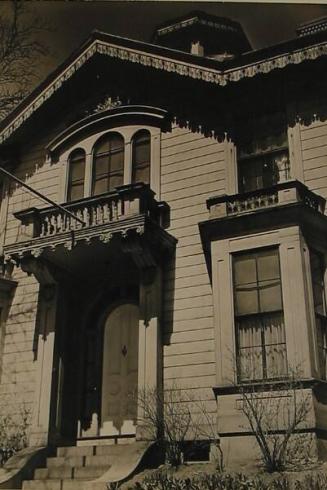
<box><xmin>100</xmin><ymin>303</ymin><xmax>139</xmax><ymax>436</ymax></box>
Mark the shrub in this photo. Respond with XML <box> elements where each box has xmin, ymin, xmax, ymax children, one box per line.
<box><xmin>0</xmin><ymin>405</ymin><xmax>30</xmax><ymax>466</ymax></box>
<box><xmin>126</xmin><ymin>471</ymin><xmax>327</xmax><ymax>490</ymax></box>
<box><xmin>136</xmin><ymin>384</ymin><xmax>219</xmax><ymax>468</ymax></box>
<box><xmin>239</xmin><ymin>374</ymin><xmax>312</xmax><ymax>472</ymax></box>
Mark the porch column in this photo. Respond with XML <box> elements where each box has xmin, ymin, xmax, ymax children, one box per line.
<box><xmin>136</xmin><ymin>266</ymin><xmax>163</xmax><ymax>440</ymax></box>
<box><xmin>21</xmin><ymin>259</ymin><xmax>59</xmax><ymax>447</ymax></box>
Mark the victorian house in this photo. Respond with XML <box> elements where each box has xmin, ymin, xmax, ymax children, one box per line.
<box><xmin>0</xmin><ymin>10</ymin><xmax>327</xmax><ymax>489</ymax></box>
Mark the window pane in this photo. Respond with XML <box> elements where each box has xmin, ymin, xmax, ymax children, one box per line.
<box><xmin>263</xmin><ymin>313</ymin><xmax>287</xmax><ymax>378</ymax></box>
<box><xmin>70</xmin><ymin>160</ymin><xmax>85</xmax><ymax>181</ymax></box>
<box><xmin>237</xmin><ymin>317</ymin><xmax>263</xmax><ymax>380</ymax></box>
<box><xmin>110</xmin><ymin>151</ymin><xmax>124</xmax><ymax>172</ymax></box>
<box><xmin>310</xmin><ymin>251</ymin><xmax>326</xmax><ymax>315</ymax></box>
<box><xmin>132</xmin><ymin>131</ymin><xmax>150</xmax><ymax>185</ymax></box>
<box><xmin>94</xmin><ymin>155</ymin><xmax>108</xmax><ymax>176</ymax></box>
<box><xmin>109</xmin><ymin>135</ymin><xmax>124</xmax><ymax>152</ymax></box>
<box><xmin>234</xmin><ymin>248</ymin><xmax>286</xmax><ymax>381</ymax></box>
<box><xmin>257</xmin><ymin>250</ymin><xmax>280</xmax><ymax>282</ymax></box>
<box><xmin>259</xmin><ymin>282</ymin><xmax>282</xmax><ymax>312</ymax></box>
<box><xmin>235</xmin><ymin>288</ymin><xmax>259</xmax><ymax>315</ymax></box>
<box><xmin>95</xmin><ymin>138</ymin><xmax>110</xmax><ymax>156</ymax></box>
<box><xmin>109</xmin><ymin>174</ymin><xmax>123</xmax><ymax>191</ymax></box>
<box><xmin>68</xmin><ymin>150</ymin><xmax>85</xmax><ymax>202</ymax></box>
<box><xmin>234</xmin><ymin>256</ymin><xmax>256</xmax><ymax>285</ymax></box>
<box><xmin>69</xmin><ymin>183</ymin><xmax>84</xmax><ymax>201</ymax></box>
<box><xmin>93</xmin><ymin>134</ymin><xmax>124</xmax><ymax>196</ymax></box>
<box><xmin>93</xmin><ymin>177</ymin><xmax>108</xmax><ymax>195</ymax></box>
<box><xmin>133</xmin><ymin>166</ymin><xmax>150</xmax><ymax>185</ymax></box>
<box><xmin>134</xmin><ymin>141</ymin><xmax>150</xmax><ymax>166</ymax></box>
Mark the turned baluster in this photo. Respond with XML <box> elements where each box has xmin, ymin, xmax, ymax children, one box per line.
<box><xmin>103</xmin><ymin>203</ymin><xmax>109</xmax><ymax>223</ymax></box>
<box><xmin>83</xmin><ymin>207</ymin><xmax>89</xmax><ymax>227</ymax></box>
<box><xmin>76</xmin><ymin>209</ymin><xmax>83</xmax><ymax>228</ymax></box>
<box><xmin>57</xmin><ymin>214</ymin><xmax>62</xmax><ymax>232</ymax></box>
<box><xmin>117</xmin><ymin>199</ymin><xmax>124</xmax><ymax>219</ymax></box>
<box><xmin>40</xmin><ymin>220</ymin><xmax>46</xmax><ymax>237</ymax></box>
<box><xmin>44</xmin><ymin>216</ymin><xmax>51</xmax><ymax>236</ymax></box>
<box><xmin>112</xmin><ymin>201</ymin><xmax>118</xmax><ymax>220</ymax></box>
<box><xmin>97</xmin><ymin>204</ymin><xmax>103</xmax><ymax>224</ymax></box>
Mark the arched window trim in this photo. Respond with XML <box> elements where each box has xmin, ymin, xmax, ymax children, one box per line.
<box><xmin>61</xmin><ymin>125</ymin><xmax>161</xmax><ymax>203</ymax></box>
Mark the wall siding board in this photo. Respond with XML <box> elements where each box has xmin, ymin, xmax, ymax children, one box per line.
<box><xmin>160</xmin><ymin>125</ymin><xmax>226</xmax><ymax>393</ymax></box>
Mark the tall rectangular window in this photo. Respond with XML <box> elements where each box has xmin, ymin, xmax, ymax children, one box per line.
<box><xmin>238</xmin><ymin>113</ymin><xmax>290</xmax><ymax>193</ymax></box>
<box><xmin>233</xmin><ymin>248</ymin><xmax>287</xmax><ymax>382</ymax></box>
<box><xmin>310</xmin><ymin>250</ymin><xmax>327</xmax><ymax>379</ymax></box>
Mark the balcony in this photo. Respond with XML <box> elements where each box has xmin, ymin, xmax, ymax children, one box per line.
<box><xmin>4</xmin><ymin>184</ymin><xmax>175</xmax><ymax>274</ymax></box>
<box><xmin>199</xmin><ymin>180</ymin><xmax>327</xmax><ymax>255</ymax></box>
<box><xmin>207</xmin><ymin>180</ymin><xmax>326</xmax><ymax>219</ymax></box>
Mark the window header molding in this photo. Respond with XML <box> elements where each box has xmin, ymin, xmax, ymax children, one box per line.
<box><xmin>46</xmin><ymin>105</ymin><xmax>169</xmax><ymax>157</ymax></box>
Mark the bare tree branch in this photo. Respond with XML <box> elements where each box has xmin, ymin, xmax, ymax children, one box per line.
<box><xmin>0</xmin><ymin>1</ymin><xmax>49</xmax><ymax>121</ymax></box>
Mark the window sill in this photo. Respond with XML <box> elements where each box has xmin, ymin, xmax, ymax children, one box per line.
<box><xmin>212</xmin><ymin>378</ymin><xmax>327</xmax><ymax>397</ymax></box>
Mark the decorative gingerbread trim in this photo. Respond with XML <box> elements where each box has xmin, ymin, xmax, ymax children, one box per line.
<box><xmin>1</xmin><ymin>37</ymin><xmax>327</xmax><ymax>145</ymax></box>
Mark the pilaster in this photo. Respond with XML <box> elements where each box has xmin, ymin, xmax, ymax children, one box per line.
<box><xmin>21</xmin><ymin>259</ymin><xmax>60</xmax><ymax>447</ymax></box>
<box><xmin>136</xmin><ymin>266</ymin><xmax>163</xmax><ymax>441</ymax></box>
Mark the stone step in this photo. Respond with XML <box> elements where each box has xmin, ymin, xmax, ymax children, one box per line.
<box><xmin>46</xmin><ymin>456</ymin><xmax>84</xmax><ymax>468</ymax></box>
<box><xmin>56</xmin><ymin>444</ymin><xmax>123</xmax><ymax>458</ymax></box>
<box><xmin>34</xmin><ymin>464</ymin><xmax>109</xmax><ymax>480</ymax></box>
<box><xmin>23</xmin><ymin>480</ymin><xmax>61</xmax><ymax>490</ymax></box>
<box><xmin>85</xmin><ymin>454</ymin><xmax>113</xmax><ymax>466</ymax></box>
<box><xmin>74</xmin><ymin>465</ymin><xmax>109</xmax><ymax>479</ymax></box>
<box><xmin>57</xmin><ymin>446</ymin><xmax>94</xmax><ymax>457</ymax></box>
<box><xmin>47</xmin><ymin>453</ymin><xmax>113</xmax><ymax>468</ymax></box>
<box><xmin>23</xmin><ymin>479</ymin><xmax>103</xmax><ymax>490</ymax></box>
<box><xmin>35</xmin><ymin>467</ymin><xmax>73</xmax><ymax>479</ymax></box>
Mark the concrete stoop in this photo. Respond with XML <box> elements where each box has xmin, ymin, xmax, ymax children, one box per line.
<box><xmin>21</xmin><ymin>441</ymin><xmax>154</xmax><ymax>490</ymax></box>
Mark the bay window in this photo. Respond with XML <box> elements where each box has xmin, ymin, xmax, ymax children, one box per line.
<box><xmin>310</xmin><ymin>250</ymin><xmax>327</xmax><ymax>379</ymax></box>
<box><xmin>233</xmin><ymin>248</ymin><xmax>287</xmax><ymax>382</ymax></box>
<box><xmin>238</xmin><ymin>113</ymin><xmax>290</xmax><ymax>193</ymax></box>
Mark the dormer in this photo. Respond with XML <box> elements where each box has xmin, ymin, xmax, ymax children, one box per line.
<box><xmin>152</xmin><ymin>10</ymin><xmax>251</xmax><ymax>59</ymax></box>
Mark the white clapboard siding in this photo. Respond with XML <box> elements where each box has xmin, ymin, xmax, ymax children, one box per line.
<box><xmin>301</xmin><ymin>120</ymin><xmax>327</xmax><ymax>203</ymax></box>
<box><xmin>164</xmin><ymin>363</ymin><xmax>216</xmax><ymax>380</ymax></box>
<box><xmin>161</xmin><ymin>125</ymin><xmax>226</xmax><ymax>390</ymax></box>
<box><xmin>0</xmin><ymin>136</ymin><xmax>55</xmax><ymax>402</ymax></box>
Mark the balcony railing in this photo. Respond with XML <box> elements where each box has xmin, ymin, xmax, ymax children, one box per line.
<box><xmin>207</xmin><ymin>180</ymin><xmax>326</xmax><ymax>219</ymax></box>
<box><xmin>13</xmin><ymin>183</ymin><xmax>168</xmax><ymax>241</ymax></box>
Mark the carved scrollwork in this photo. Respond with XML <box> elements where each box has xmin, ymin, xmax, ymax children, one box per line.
<box><xmin>31</xmin><ymin>248</ymin><xmax>43</xmax><ymax>258</ymax></box>
<box><xmin>136</xmin><ymin>225</ymin><xmax>145</xmax><ymax>235</ymax></box>
<box><xmin>64</xmin><ymin>241</ymin><xmax>73</xmax><ymax>251</ymax></box>
<box><xmin>99</xmin><ymin>232</ymin><xmax>113</xmax><ymax>244</ymax></box>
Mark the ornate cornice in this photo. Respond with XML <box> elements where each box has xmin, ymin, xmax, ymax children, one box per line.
<box><xmin>1</xmin><ymin>35</ymin><xmax>327</xmax><ymax>145</ymax></box>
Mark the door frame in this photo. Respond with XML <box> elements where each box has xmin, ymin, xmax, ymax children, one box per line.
<box><xmin>78</xmin><ymin>290</ymin><xmax>139</xmax><ymax>439</ymax></box>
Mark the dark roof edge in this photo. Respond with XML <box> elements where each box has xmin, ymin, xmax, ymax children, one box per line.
<box><xmin>1</xmin><ymin>28</ymin><xmax>327</xmax><ymax>145</ymax></box>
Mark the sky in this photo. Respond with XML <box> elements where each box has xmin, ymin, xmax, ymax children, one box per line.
<box><xmin>3</xmin><ymin>1</ymin><xmax>327</xmax><ymax>89</ymax></box>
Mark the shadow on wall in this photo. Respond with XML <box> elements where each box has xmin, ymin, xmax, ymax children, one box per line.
<box><xmin>162</xmin><ymin>248</ymin><xmax>176</xmax><ymax>346</ymax></box>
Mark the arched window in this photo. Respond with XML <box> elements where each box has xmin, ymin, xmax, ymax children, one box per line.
<box><xmin>132</xmin><ymin>130</ymin><xmax>151</xmax><ymax>185</ymax></box>
<box><xmin>92</xmin><ymin>133</ymin><xmax>124</xmax><ymax>195</ymax></box>
<box><xmin>67</xmin><ymin>149</ymin><xmax>86</xmax><ymax>202</ymax></box>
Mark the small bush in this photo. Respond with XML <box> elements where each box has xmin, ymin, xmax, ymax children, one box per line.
<box><xmin>127</xmin><ymin>470</ymin><xmax>327</xmax><ymax>490</ymax></box>
<box><xmin>0</xmin><ymin>405</ymin><xmax>30</xmax><ymax>466</ymax></box>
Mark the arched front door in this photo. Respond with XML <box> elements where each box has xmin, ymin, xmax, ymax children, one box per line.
<box><xmin>100</xmin><ymin>303</ymin><xmax>139</xmax><ymax>436</ymax></box>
